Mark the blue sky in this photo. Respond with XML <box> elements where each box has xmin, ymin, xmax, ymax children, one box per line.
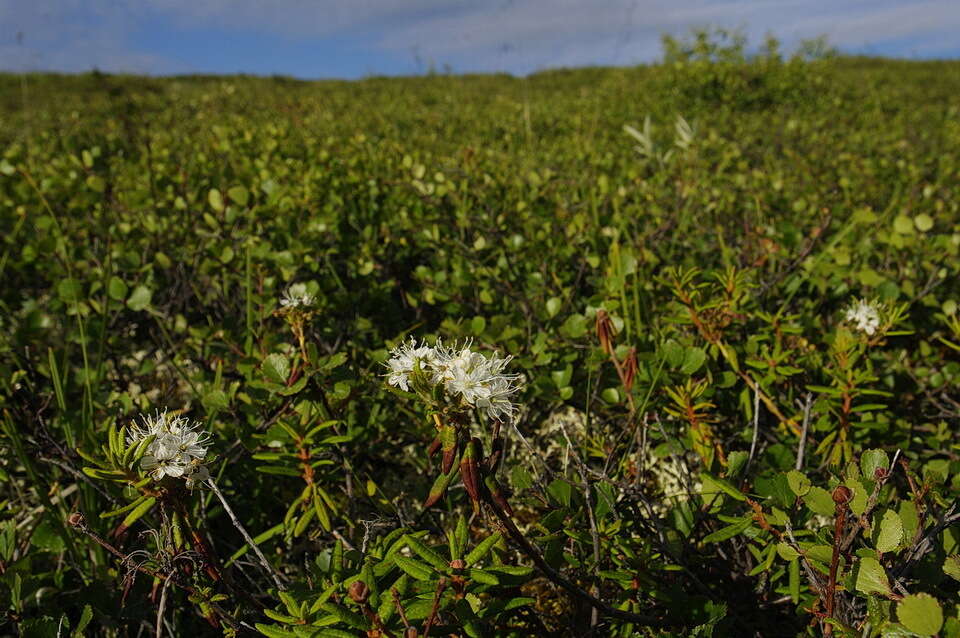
<box><xmin>1</xmin><ymin>1</ymin><xmax>958</xmax><ymax>79</ymax></box>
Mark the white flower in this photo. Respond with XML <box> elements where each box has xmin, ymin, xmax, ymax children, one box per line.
<box><xmin>128</xmin><ymin>410</ymin><xmax>211</xmax><ymax>485</ymax></box>
<box><xmin>384</xmin><ymin>338</ymin><xmax>522</xmax><ymax>420</ymax></box>
<box><xmin>385</xmin><ymin>338</ymin><xmax>439</xmax><ymax>391</ymax></box>
<box><xmin>279</xmin><ymin>283</ymin><xmax>315</xmax><ymax>309</ymax></box>
<box><xmin>844</xmin><ymin>298</ymin><xmax>881</xmax><ymax>336</ymax></box>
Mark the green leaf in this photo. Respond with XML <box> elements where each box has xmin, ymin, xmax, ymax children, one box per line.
<box><xmin>845</xmin><ymin>479</ymin><xmax>868</xmax><ymax>517</ymax></box>
<box><xmin>545</xmin><ymin>297</ymin><xmax>562</xmax><ymax>318</ymax></box>
<box><xmin>465</xmin><ymin>532</ymin><xmax>501</xmax><ymax>566</ymax></box>
<box><xmin>404</xmin><ymin>534</ymin><xmax>448</xmax><ymax>572</ymax></box>
<box><xmin>208</xmin><ymin>188</ymin><xmax>225</xmax><ymax>212</ymax></box>
<box><xmin>546</xmin><ymin>479</ymin><xmax>573</xmax><ymax>507</ymax></box>
<box><xmin>126</xmin><ymin>285</ymin><xmax>153</xmax><ymax>311</ymax></box>
<box><xmin>263</xmin><ymin>353</ymin><xmax>290</xmax><ymax>384</ymax></box>
<box><xmin>663</xmin><ymin>340</ymin><xmax>685</xmax><ymax>368</ymax></box>
<box><xmin>107</xmin><ymin>276</ymin><xmax>128</xmax><ymax>301</ymax></box>
<box><xmin>913</xmin><ymin>213</ymin><xmax>934</xmax><ymax>232</ymax></box>
<box><xmin>786</xmin><ymin>470</ymin><xmax>811</xmax><ymax>497</ymax></box>
<box><xmin>99</xmin><ymin>495</ymin><xmax>149</xmax><ymax>519</ymax></box>
<box><xmin>254</xmin><ymin>624</ymin><xmax>298</xmax><ymax>638</ymax></box>
<box><xmin>897</xmin><ymin>593</ymin><xmax>943</xmax><ymax>636</ymax></box>
<box><xmin>681</xmin><ymin>347</ymin><xmax>707</xmax><ymax>374</ymax></box>
<box><xmin>57</xmin><ymin>278</ymin><xmax>83</xmax><ymax>303</ymax></box>
<box><xmin>394</xmin><ymin>555</ymin><xmax>434</xmax><ymax>581</ymax></box>
<box><xmin>120</xmin><ymin>497</ymin><xmax>157</xmax><ymax>530</ymax></box>
<box><xmin>874</xmin><ymin>509</ymin><xmax>903</xmax><ymax>554</ymax></box>
<box><xmin>725</xmin><ymin>451</ymin><xmax>749</xmax><ymax>478</ymax></box>
<box><xmin>31</xmin><ymin>519</ymin><xmax>66</xmax><ymax>553</ymax></box>
<box><xmin>228</xmin><ymin>185</ymin><xmax>250</xmax><ymax>207</ymax></box>
<box><xmin>893</xmin><ymin>215</ymin><xmax>914</xmax><ymax>234</ymax></box>
<box><xmin>776</xmin><ymin>543</ymin><xmax>799</xmax><ymax>561</ymax></box>
<box><xmin>468</xmin><ymin>568</ymin><xmax>499</xmax><ymax>585</ymax></box>
<box><xmin>701</xmin><ymin>474</ymin><xmax>746</xmax><ymax>501</ymax></box>
<box><xmin>72</xmin><ymin>604</ymin><xmax>93</xmax><ymax>637</ymax></box>
<box><xmin>703</xmin><ymin>517</ymin><xmax>752</xmax><ymax>543</ymax></box>
<box><xmin>854</xmin><ymin>556</ymin><xmax>891</xmax><ymax>596</ymax></box>
<box><xmin>860</xmin><ymin>449</ymin><xmax>890</xmax><ymax>478</ymax></box>
<box><xmin>202</xmin><ymin>389</ymin><xmax>229</xmax><ymax>411</ymax></box>
<box><xmin>942</xmin><ymin>555</ymin><xmax>960</xmax><ymax>582</ymax></box>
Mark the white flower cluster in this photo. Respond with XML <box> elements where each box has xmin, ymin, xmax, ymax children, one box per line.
<box><xmin>127</xmin><ymin>410</ymin><xmax>211</xmax><ymax>487</ymax></box>
<box><xmin>844</xmin><ymin>298</ymin><xmax>881</xmax><ymax>336</ymax></box>
<box><xmin>386</xmin><ymin>339</ymin><xmax>522</xmax><ymax>420</ymax></box>
<box><xmin>279</xmin><ymin>283</ymin><xmax>315</xmax><ymax>309</ymax></box>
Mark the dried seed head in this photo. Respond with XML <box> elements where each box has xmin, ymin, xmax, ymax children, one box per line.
<box><xmin>449</xmin><ymin>559</ymin><xmax>465</xmax><ymax>570</ymax></box>
<box><xmin>832</xmin><ymin>485</ymin><xmax>853</xmax><ymax>505</ymax></box>
<box><xmin>404</xmin><ymin>628</ymin><xmax>419</xmax><ymax>638</ymax></box>
<box><xmin>68</xmin><ymin>512</ymin><xmax>84</xmax><ymax>527</ymax></box>
<box><xmin>595</xmin><ymin>309</ymin><xmax>617</xmax><ymax>355</ymax></box>
<box><xmin>622</xmin><ymin>346</ymin><xmax>638</xmax><ymax>391</ymax></box>
<box><xmin>348</xmin><ymin>580</ymin><xmax>370</xmax><ymax>604</ymax></box>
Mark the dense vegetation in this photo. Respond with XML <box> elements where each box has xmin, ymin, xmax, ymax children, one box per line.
<box><xmin>1</xmin><ymin>35</ymin><xmax>959</xmax><ymax>637</ymax></box>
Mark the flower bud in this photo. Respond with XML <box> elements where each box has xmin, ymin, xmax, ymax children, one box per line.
<box><xmin>348</xmin><ymin>580</ymin><xmax>370</xmax><ymax>604</ymax></box>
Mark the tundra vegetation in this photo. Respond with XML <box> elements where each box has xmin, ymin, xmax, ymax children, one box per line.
<box><xmin>1</xmin><ymin>31</ymin><xmax>959</xmax><ymax>637</ymax></box>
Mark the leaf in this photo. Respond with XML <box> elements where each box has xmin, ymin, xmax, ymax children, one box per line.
<box><xmin>468</xmin><ymin>568</ymin><xmax>499</xmax><ymax>585</ymax></box>
<box><xmin>202</xmin><ymin>389</ymin><xmax>229</xmax><ymax>411</ymax></box>
<box><xmin>228</xmin><ymin>185</ymin><xmax>250</xmax><ymax>207</ymax></box>
<box><xmin>57</xmin><ymin>278</ymin><xmax>83</xmax><ymax>303</ymax></box>
<box><xmin>72</xmin><ymin>604</ymin><xmax>93</xmax><ymax>637</ymax></box>
<box><xmin>99</xmin><ymin>495</ymin><xmax>149</xmax><ymax>519</ymax></box>
<box><xmin>701</xmin><ymin>474</ymin><xmax>746</xmax><ymax>501</ymax></box>
<box><xmin>404</xmin><ymin>534</ymin><xmax>448</xmax><ymax>572</ymax></box>
<box><xmin>208</xmin><ymin>188</ymin><xmax>225</xmax><ymax>212</ymax></box>
<box><xmin>663</xmin><ymin>340</ymin><xmax>685</xmax><ymax>368</ymax></box>
<box><xmin>465</xmin><ymin>532</ymin><xmax>501</xmax><ymax>566</ymax></box>
<box><xmin>120</xmin><ymin>497</ymin><xmax>157</xmax><ymax>530</ymax></box>
<box><xmin>844</xmin><ymin>479</ymin><xmax>868</xmax><ymax>517</ymax></box>
<box><xmin>545</xmin><ymin>297</ymin><xmax>562</xmax><ymax>318</ymax></box>
<box><xmin>776</xmin><ymin>543</ymin><xmax>799</xmax><ymax>561</ymax></box>
<box><xmin>126</xmin><ymin>285</ymin><xmax>153</xmax><ymax>311</ymax></box>
<box><xmin>263</xmin><ymin>353</ymin><xmax>290</xmax><ymax>384</ymax></box>
<box><xmin>394</xmin><ymin>555</ymin><xmax>434</xmax><ymax>581</ymax></box>
<box><xmin>913</xmin><ymin>214</ymin><xmax>934</xmax><ymax>232</ymax></box>
<box><xmin>786</xmin><ymin>470</ymin><xmax>811</xmax><ymax>497</ymax></box>
<box><xmin>254</xmin><ymin>624</ymin><xmax>298</xmax><ymax>638</ymax></box>
<box><xmin>546</xmin><ymin>479</ymin><xmax>573</xmax><ymax>507</ymax></box>
<box><xmin>942</xmin><ymin>555</ymin><xmax>960</xmax><ymax>582</ymax></box>
<box><xmin>703</xmin><ymin>517</ymin><xmax>752</xmax><ymax>543</ymax></box>
<box><xmin>897</xmin><ymin>593</ymin><xmax>943</xmax><ymax>636</ymax></box>
<box><xmin>681</xmin><ymin>347</ymin><xmax>707</xmax><ymax>374</ymax></box>
<box><xmin>31</xmin><ymin>519</ymin><xmax>65</xmax><ymax>553</ymax></box>
<box><xmin>854</xmin><ymin>556</ymin><xmax>891</xmax><ymax>596</ymax></box>
<box><xmin>725</xmin><ymin>451</ymin><xmax>749</xmax><ymax>478</ymax></box>
<box><xmin>107</xmin><ymin>276</ymin><xmax>128</xmax><ymax>301</ymax></box>
<box><xmin>803</xmin><ymin>486</ymin><xmax>836</xmax><ymax>516</ymax></box>
<box><xmin>860</xmin><ymin>449</ymin><xmax>890</xmax><ymax>478</ymax></box>
<box><xmin>874</xmin><ymin>509</ymin><xmax>903</xmax><ymax>554</ymax></box>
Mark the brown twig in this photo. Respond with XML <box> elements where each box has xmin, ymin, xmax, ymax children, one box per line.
<box><xmin>824</xmin><ymin>485</ymin><xmax>852</xmax><ymax>636</ymax></box>
<box><xmin>421</xmin><ymin>577</ymin><xmax>447</xmax><ymax>637</ymax></box>
<box><xmin>482</xmin><ymin>489</ymin><xmax>676</xmax><ymax>628</ymax></box>
<box><xmin>67</xmin><ymin>513</ymin><xmax>242</xmax><ymax>631</ymax></box>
